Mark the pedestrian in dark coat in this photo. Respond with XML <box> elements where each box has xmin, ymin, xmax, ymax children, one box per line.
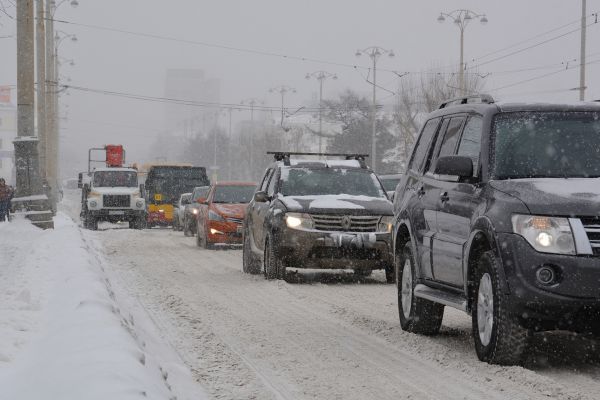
<box><xmin>0</xmin><ymin>178</ymin><xmax>11</xmax><ymax>222</ymax></box>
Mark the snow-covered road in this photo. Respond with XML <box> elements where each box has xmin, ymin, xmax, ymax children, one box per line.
<box><xmin>88</xmin><ymin>220</ymin><xmax>600</xmax><ymax>400</ymax></box>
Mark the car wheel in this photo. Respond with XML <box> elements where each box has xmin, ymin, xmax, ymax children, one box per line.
<box><xmin>384</xmin><ymin>264</ymin><xmax>395</xmax><ymax>284</ymax></box>
<box><xmin>183</xmin><ymin>218</ymin><xmax>192</xmax><ymax>237</ymax></box>
<box><xmin>397</xmin><ymin>241</ymin><xmax>444</xmax><ymax>335</ymax></box>
<box><xmin>264</xmin><ymin>234</ymin><xmax>285</xmax><ymax>280</ymax></box>
<box><xmin>242</xmin><ymin>227</ymin><xmax>262</xmax><ymax>274</ymax></box>
<box><xmin>172</xmin><ymin>216</ymin><xmax>179</xmax><ymax>231</ymax></box>
<box><xmin>472</xmin><ymin>250</ymin><xmax>530</xmax><ymax>365</ymax></box>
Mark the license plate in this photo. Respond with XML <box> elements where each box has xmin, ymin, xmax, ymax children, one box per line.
<box><xmin>236</xmin><ymin>225</ymin><xmax>243</xmax><ymax>234</ymax></box>
<box><xmin>109</xmin><ymin>210</ymin><xmax>125</xmax><ymax>215</ymax></box>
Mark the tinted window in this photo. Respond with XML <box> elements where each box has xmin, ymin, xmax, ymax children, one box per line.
<box><xmin>457</xmin><ymin>116</ymin><xmax>483</xmax><ymax>176</ymax></box>
<box><xmin>192</xmin><ymin>187</ymin><xmax>209</xmax><ymax>201</ymax></box>
<box><xmin>408</xmin><ymin>118</ymin><xmax>440</xmax><ymax>173</ymax></box>
<box><xmin>259</xmin><ymin>169</ymin><xmax>273</xmax><ymax>192</ymax></box>
<box><xmin>438</xmin><ymin>117</ymin><xmax>465</xmax><ymax>158</ymax></box>
<box><xmin>494</xmin><ymin>112</ymin><xmax>600</xmax><ymax>179</ymax></box>
<box><xmin>267</xmin><ymin>169</ymin><xmax>278</xmax><ymax>196</ymax></box>
<box><xmin>213</xmin><ymin>185</ymin><xmax>257</xmax><ymax>203</ymax></box>
<box><xmin>280</xmin><ymin>167</ymin><xmax>386</xmax><ymax>198</ymax></box>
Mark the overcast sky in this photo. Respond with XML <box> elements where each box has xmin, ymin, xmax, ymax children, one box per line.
<box><xmin>1</xmin><ymin>0</ymin><xmax>599</xmax><ymax>175</ymax></box>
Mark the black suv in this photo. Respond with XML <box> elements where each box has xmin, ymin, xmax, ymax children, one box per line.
<box><xmin>243</xmin><ymin>152</ymin><xmax>394</xmax><ymax>281</ymax></box>
<box><xmin>393</xmin><ymin>95</ymin><xmax>600</xmax><ymax>365</ymax></box>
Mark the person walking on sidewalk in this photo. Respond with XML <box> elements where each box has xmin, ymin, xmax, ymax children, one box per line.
<box><xmin>0</xmin><ymin>178</ymin><xmax>12</xmax><ymax>222</ymax></box>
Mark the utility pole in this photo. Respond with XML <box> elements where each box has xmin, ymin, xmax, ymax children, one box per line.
<box><xmin>36</xmin><ymin>0</ymin><xmax>46</xmax><ymax>180</ymax></box>
<box><xmin>241</xmin><ymin>98</ymin><xmax>263</xmax><ymax>178</ymax></box>
<box><xmin>580</xmin><ymin>0</ymin><xmax>587</xmax><ymax>101</ymax></box>
<box><xmin>228</xmin><ymin>107</ymin><xmax>233</xmax><ymax>180</ymax></box>
<box><xmin>269</xmin><ymin>85</ymin><xmax>296</xmax><ymax>129</ymax></box>
<box><xmin>14</xmin><ymin>0</ymin><xmax>53</xmax><ymax>228</ymax></box>
<box><xmin>306</xmin><ymin>71</ymin><xmax>337</xmax><ymax>154</ymax></box>
<box><xmin>356</xmin><ymin>47</ymin><xmax>394</xmax><ymax>172</ymax></box>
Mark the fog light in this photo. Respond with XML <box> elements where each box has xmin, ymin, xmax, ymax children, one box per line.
<box><xmin>536</xmin><ymin>266</ymin><xmax>556</xmax><ymax>285</ymax></box>
<box><xmin>90</xmin><ymin>200</ymin><xmax>97</xmax><ymax>208</ymax></box>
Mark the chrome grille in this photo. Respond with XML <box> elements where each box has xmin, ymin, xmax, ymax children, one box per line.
<box><xmin>310</xmin><ymin>214</ymin><xmax>379</xmax><ymax>232</ymax></box>
<box><xmin>103</xmin><ymin>194</ymin><xmax>130</xmax><ymax>208</ymax></box>
<box><xmin>581</xmin><ymin>217</ymin><xmax>600</xmax><ymax>256</ymax></box>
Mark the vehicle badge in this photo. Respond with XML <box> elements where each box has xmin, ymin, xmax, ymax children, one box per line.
<box><xmin>341</xmin><ymin>216</ymin><xmax>352</xmax><ymax>230</ymax></box>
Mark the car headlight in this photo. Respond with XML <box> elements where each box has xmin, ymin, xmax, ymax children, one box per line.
<box><xmin>208</xmin><ymin>210</ymin><xmax>225</xmax><ymax>222</ymax></box>
<box><xmin>192</xmin><ymin>209</ymin><xmax>199</xmax><ymax>215</ymax></box>
<box><xmin>512</xmin><ymin>214</ymin><xmax>575</xmax><ymax>255</ymax></box>
<box><xmin>89</xmin><ymin>200</ymin><xmax>98</xmax><ymax>208</ymax></box>
<box><xmin>378</xmin><ymin>216</ymin><xmax>393</xmax><ymax>233</ymax></box>
<box><xmin>285</xmin><ymin>213</ymin><xmax>314</xmax><ymax>230</ymax></box>
<box><xmin>135</xmin><ymin>199</ymin><xmax>144</xmax><ymax>208</ymax></box>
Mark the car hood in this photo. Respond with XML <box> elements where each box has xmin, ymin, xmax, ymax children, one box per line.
<box><xmin>90</xmin><ymin>187</ymin><xmax>139</xmax><ymax>195</ymax></box>
<box><xmin>279</xmin><ymin>194</ymin><xmax>393</xmax><ymax>216</ymax></box>
<box><xmin>490</xmin><ymin>178</ymin><xmax>600</xmax><ymax>217</ymax></box>
<box><xmin>212</xmin><ymin>203</ymin><xmax>246</xmax><ymax>218</ymax></box>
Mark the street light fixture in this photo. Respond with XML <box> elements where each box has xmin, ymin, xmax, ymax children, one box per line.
<box><xmin>305</xmin><ymin>71</ymin><xmax>337</xmax><ymax>154</ymax></box>
<box><xmin>437</xmin><ymin>9</ymin><xmax>488</xmax><ymax>95</ymax></box>
<box><xmin>355</xmin><ymin>46</ymin><xmax>394</xmax><ymax>172</ymax></box>
<box><xmin>269</xmin><ymin>85</ymin><xmax>297</xmax><ymax>131</ymax></box>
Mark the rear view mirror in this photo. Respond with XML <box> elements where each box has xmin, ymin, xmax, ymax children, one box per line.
<box><xmin>434</xmin><ymin>156</ymin><xmax>473</xmax><ymax>179</ymax></box>
<box><xmin>78</xmin><ymin>172</ymin><xmax>83</xmax><ymax>189</ymax></box>
<box><xmin>254</xmin><ymin>191</ymin><xmax>269</xmax><ymax>203</ymax></box>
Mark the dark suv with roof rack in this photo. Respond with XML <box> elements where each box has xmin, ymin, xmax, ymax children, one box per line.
<box><xmin>393</xmin><ymin>94</ymin><xmax>600</xmax><ymax>365</ymax></box>
<box><xmin>243</xmin><ymin>152</ymin><xmax>394</xmax><ymax>282</ymax></box>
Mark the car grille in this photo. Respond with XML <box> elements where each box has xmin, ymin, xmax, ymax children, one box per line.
<box><xmin>580</xmin><ymin>217</ymin><xmax>600</xmax><ymax>255</ymax></box>
<box><xmin>103</xmin><ymin>194</ymin><xmax>130</xmax><ymax>208</ymax></box>
<box><xmin>226</xmin><ymin>217</ymin><xmax>244</xmax><ymax>224</ymax></box>
<box><xmin>310</xmin><ymin>214</ymin><xmax>379</xmax><ymax>232</ymax></box>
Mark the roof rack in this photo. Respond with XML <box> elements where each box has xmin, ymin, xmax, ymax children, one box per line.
<box><xmin>438</xmin><ymin>94</ymin><xmax>495</xmax><ymax>109</ymax></box>
<box><xmin>267</xmin><ymin>152</ymin><xmax>369</xmax><ymax>168</ymax></box>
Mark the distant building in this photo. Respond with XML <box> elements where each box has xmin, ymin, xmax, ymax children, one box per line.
<box><xmin>0</xmin><ymin>86</ymin><xmax>16</xmax><ymax>185</ymax></box>
<box><xmin>164</xmin><ymin>69</ymin><xmax>221</xmax><ymax>138</ymax></box>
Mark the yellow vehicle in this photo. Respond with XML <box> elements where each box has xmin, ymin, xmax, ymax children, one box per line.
<box><xmin>143</xmin><ymin>164</ymin><xmax>210</xmax><ymax>227</ymax></box>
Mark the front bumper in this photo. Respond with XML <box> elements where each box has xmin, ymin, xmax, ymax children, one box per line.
<box><xmin>498</xmin><ymin>232</ymin><xmax>600</xmax><ymax>331</ymax></box>
<box><xmin>88</xmin><ymin>209</ymin><xmax>145</xmax><ymax>222</ymax></box>
<box><xmin>277</xmin><ymin>228</ymin><xmax>392</xmax><ymax>270</ymax></box>
<box><xmin>207</xmin><ymin>220</ymin><xmax>243</xmax><ymax>244</ymax></box>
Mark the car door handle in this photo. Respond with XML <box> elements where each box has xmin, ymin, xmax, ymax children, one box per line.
<box><xmin>417</xmin><ymin>186</ymin><xmax>425</xmax><ymax>198</ymax></box>
<box><xmin>440</xmin><ymin>192</ymin><xmax>449</xmax><ymax>203</ymax></box>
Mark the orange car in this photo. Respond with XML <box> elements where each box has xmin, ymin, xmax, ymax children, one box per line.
<box><xmin>196</xmin><ymin>182</ymin><xmax>256</xmax><ymax>248</ymax></box>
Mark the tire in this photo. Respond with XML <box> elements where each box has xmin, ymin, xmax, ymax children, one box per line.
<box><xmin>172</xmin><ymin>216</ymin><xmax>179</xmax><ymax>231</ymax></box>
<box><xmin>472</xmin><ymin>251</ymin><xmax>530</xmax><ymax>365</ymax></box>
<box><xmin>183</xmin><ymin>217</ymin><xmax>193</xmax><ymax>237</ymax></box>
<box><xmin>397</xmin><ymin>241</ymin><xmax>444</xmax><ymax>335</ymax></box>
<box><xmin>90</xmin><ymin>217</ymin><xmax>98</xmax><ymax>231</ymax></box>
<box><xmin>264</xmin><ymin>234</ymin><xmax>285</xmax><ymax>280</ymax></box>
<box><xmin>133</xmin><ymin>217</ymin><xmax>144</xmax><ymax>230</ymax></box>
<box><xmin>242</xmin><ymin>227</ymin><xmax>262</xmax><ymax>274</ymax></box>
<box><xmin>385</xmin><ymin>264</ymin><xmax>395</xmax><ymax>284</ymax></box>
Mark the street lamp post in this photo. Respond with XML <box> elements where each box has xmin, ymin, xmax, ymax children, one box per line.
<box><xmin>269</xmin><ymin>85</ymin><xmax>296</xmax><ymax>131</ymax></box>
<box><xmin>355</xmin><ymin>47</ymin><xmax>394</xmax><ymax>172</ymax></box>
<box><xmin>305</xmin><ymin>71</ymin><xmax>337</xmax><ymax>154</ymax></box>
<box><xmin>240</xmin><ymin>98</ymin><xmax>263</xmax><ymax>178</ymax></box>
<box><xmin>437</xmin><ymin>9</ymin><xmax>488</xmax><ymax>95</ymax></box>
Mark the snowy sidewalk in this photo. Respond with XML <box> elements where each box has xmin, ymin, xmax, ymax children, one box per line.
<box><xmin>0</xmin><ymin>214</ymin><xmax>208</xmax><ymax>400</ymax></box>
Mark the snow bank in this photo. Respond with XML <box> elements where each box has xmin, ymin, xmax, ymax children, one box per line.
<box><xmin>0</xmin><ymin>214</ymin><xmax>208</xmax><ymax>400</ymax></box>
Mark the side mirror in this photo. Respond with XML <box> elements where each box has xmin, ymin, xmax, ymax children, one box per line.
<box><xmin>83</xmin><ymin>183</ymin><xmax>90</xmax><ymax>193</ymax></box>
<box><xmin>254</xmin><ymin>191</ymin><xmax>269</xmax><ymax>203</ymax></box>
<box><xmin>434</xmin><ymin>156</ymin><xmax>474</xmax><ymax>180</ymax></box>
<box><xmin>197</xmin><ymin>197</ymin><xmax>208</xmax><ymax>205</ymax></box>
<box><xmin>78</xmin><ymin>172</ymin><xmax>83</xmax><ymax>189</ymax></box>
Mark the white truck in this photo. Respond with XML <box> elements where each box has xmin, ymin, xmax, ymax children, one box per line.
<box><xmin>80</xmin><ymin>167</ymin><xmax>146</xmax><ymax>230</ymax></box>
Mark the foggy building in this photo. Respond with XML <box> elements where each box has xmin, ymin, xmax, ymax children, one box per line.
<box><xmin>0</xmin><ymin>86</ymin><xmax>16</xmax><ymax>185</ymax></box>
<box><xmin>164</xmin><ymin>69</ymin><xmax>221</xmax><ymax>139</ymax></box>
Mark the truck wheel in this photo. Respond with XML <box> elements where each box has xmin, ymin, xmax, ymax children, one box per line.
<box><xmin>472</xmin><ymin>251</ymin><xmax>530</xmax><ymax>365</ymax></box>
<box><xmin>243</xmin><ymin>227</ymin><xmax>262</xmax><ymax>274</ymax></box>
<box><xmin>264</xmin><ymin>234</ymin><xmax>285</xmax><ymax>280</ymax></box>
<box><xmin>90</xmin><ymin>217</ymin><xmax>98</xmax><ymax>231</ymax></box>
<box><xmin>397</xmin><ymin>241</ymin><xmax>444</xmax><ymax>335</ymax></box>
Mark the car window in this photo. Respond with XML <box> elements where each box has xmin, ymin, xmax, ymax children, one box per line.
<box><xmin>408</xmin><ymin>118</ymin><xmax>440</xmax><ymax>174</ymax></box>
<box><xmin>259</xmin><ymin>169</ymin><xmax>273</xmax><ymax>192</ymax></box>
<box><xmin>267</xmin><ymin>169</ymin><xmax>278</xmax><ymax>197</ymax></box>
<box><xmin>457</xmin><ymin>116</ymin><xmax>483</xmax><ymax>177</ymax></box>
<box><xmin>429</xmin><ymin>117</ymin><xmax>465</xmax><ymax>173</ymax></box>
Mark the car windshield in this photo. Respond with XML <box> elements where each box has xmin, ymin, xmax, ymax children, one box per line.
<box><xmin>212</xmin><ymin>185</ymin><xmax>256</xmax><ymax>203</ymax></box>
<box><xmin>280</xmin><ymin>167</ymin><xmax>386</xmax><ymax>198</ymax></box>
<box><xmin>93</xmin><ymin>171</ymin><xmax>138</xmax><ymax>187</ymax></box>
<box><xmin>381</xmin><ymin>178</ymin><xmax>401</xmax><ymax>191</ymax></box>
<box><xmin>192</xmin><ymin>187</ymin><xmax>209</xmax><ymax>201</ymax></box>
<box><xmin>493</xmin><ymin>112</ymin><xmax>600</xmax><ymax>179</ymax></box>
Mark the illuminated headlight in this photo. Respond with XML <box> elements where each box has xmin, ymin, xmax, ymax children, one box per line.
<box><xmin>192</xmin><ymin>209</ymin><xmax>199</xmax><ymax>215</ymax></box>
<box><xmin>210</xmin><ymin>228</ymin><xmax>224</xmax><ymax>235</ymax></box>
<box><xmin>512</xmin><ymin>214</ymin><xmax>575</xmax><ymax>255</ymax></box>
<box><xmin>135</xmin><ymin>199</ymin><xmax>144</xmax><ymax>208</ymax></box>
<box><xmin>285</xmin><ymin>213</ymin><xmax>314</xmax><ymax>230</ymax></box>
<box><xmin>378</xmin><ymin>216</ymin><xmax>394</xmax><ymax>233</ymax></box>
<box><xmin>89</xmin><ymin>200</ymin><xmax>98</xmax><ymax>208</ymax></box>
<box><xmin>158</xmin><ymin>209</ymin><xmax>165</xmax><ymax>213</ymax></box>
<box><xmin>208</xmin><ymin>210</ymin><xmax>225</xmax><ymax>222</ymax></box>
